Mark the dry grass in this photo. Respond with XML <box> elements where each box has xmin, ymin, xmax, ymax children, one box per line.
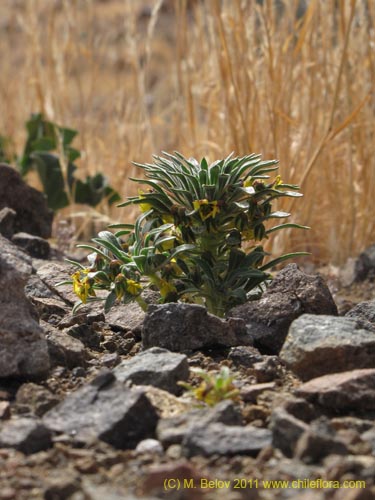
<box><xmin>0</xmin><ymin>0</ymin><xmax>374</xmax><ymax>264</ymax></box>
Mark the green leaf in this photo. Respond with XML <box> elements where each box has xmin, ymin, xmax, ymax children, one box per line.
<box><xmin>260</xmin><ymin>252</ymin><xmax>311</xmax><ymax>271</ymax></box>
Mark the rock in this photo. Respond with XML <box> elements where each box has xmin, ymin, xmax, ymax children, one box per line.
<box><xmin>229</xmin><ymin>264</ymin><xmax>338</xmax><ymax>354</ymax></box>
<box><xmin>43</xmin><ymin>322</ymin><xmax>86</xmax><ymax>369</ymax></box>
<box><xmin>0</xmin><ymin>401</ymin><xmax>10</xmax><ymax>420</ymax></box>
<box><xmin>182</xmin><ymin>422</ymin><xmax>272</xmax><ymax>457</ymax></box>
<box><xmin>354</xmin><ymin>244</ymin><xmax>375</xmax><ymax>281</ymax></box>
<box><xmin>0</xmin><ymin>164</ymin><xmax>53</xmax><ymax>238</ymax></box>
<box><xmin>157</xmin><ymin>400</ymin><xmax>242</xmax><ymax>447</ymax></box>
<box><xmin>0</xmin><ymin>235</ymin><xmax>50</xmax><ymax>379</ymax></box>
<box><xmin>251</xmin><ymin>356</ymin><xmax>284</xmax><ymax>382</ymax></box>
<box><xmin>280</xmin><ymin>396</ymin><xmax>319</xmax><ymax>423</ymax></box>
<box><xmin>279</xmin><ymin>315</ymin><xmax>375</xmax><ymax>380</ymax></box>
<box><xmin>12</xmin><ymin>232</ymin><xmax>50</xmax><ymax>259</ymax></box>
<box><xmin>15</xmin><ymin>383</ymin><xmax>60</xmax><ymax>416</ymax></box>
<box><xmin>36</xmin><ymin>261</ymin><xmax>77</xmax><ymax>305</ymax></box>
<box><xmin>114</xmin><ymin>347</ymin><xmax>189</xmax><ymax>395</ymax></box>
<box><xmin>43</xmin><ymin>370</ymin><xmax>158</xmax><ymax>448</ymax></box>
<box><xmin>346</xmin><ymin>299</ymin><xmax>375</xmax><ymax>326</ymax></box>
<box><xmin>294</xmin><ymin>418</ymin><xmax>349</xmax><ymax>463</ymax></box>
<box><xmin>29</xmin><ymin>297</ymin><xmax>70</xmax><ymax>322</ymax></box>
<box><xmin>105</xmin><ymin>302</ymin><xmax>146</xmax><ymax>337</ymax></box>
<box><xmin>240</xmin><ymin>382</ymin><xmax>276</xmax><ymax>403</ymax></box>
<box><xmin>0</xmin><ymin>417</ymin><xmax>52</xmax><ymax>454</ymax></box>
<box><xmin>0</xmin><ymin>207</ymin><xmax>16</xmax><ymax>239</ymax></box>
<box><xmin>270</xmin><ymin>407</ymin><xmax>309</xmax><ymax>458</ymax></box>
<box><xmin>24</xmin><ymin>274</ymin><xmax>56</xmax><ymax>299</ymax></box>
<box><xmin>44</xmin><ymin>472</ymin><xmax>81</xmax><ymax>500</ymax></box>
<box><xmin>135</xmin><ymin>438</ymin><xmax>164</xmax><ymax>455</ymax></box>
<box><xmin>142</xmin><ymin>303</ymin><xmax>251</xmax><ymax>351</ymax></box>
<box><xmin>361</xmin><ymin>428</ymin><xmax>375</xmax><ymax>454</ymax></box>
<box><xmin>228</xmin><ymin>346</ymin><xmax>264</xmax><ymax>367</ymax></box>
<box><xmin>66</xmin><ymin>323</ymin><xmax>102</xmax><ymax>349</ymax></box>
<box><xmin>295</xmin><ymin>369</ymin><xmax>375</xmax><ymax>412</ymax></box>
<box><xmin>137</xmin><ymin>385</ymin><xmax>191</xmax><ymax>418</ymax></box>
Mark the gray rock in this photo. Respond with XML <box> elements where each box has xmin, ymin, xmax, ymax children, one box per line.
<box><xmin>24</xmin><ymin>274</ymin><xmax>56</xmax><ymax>299</ymax></box>
<box><xmin>182</xmin><ymin>422</ymin><xmax>272</xmax><ymax>457</ymax></box>
<box><xmin>361</xmin><ymin>428</ymin><xmax>375</xmax><ymax>455</ymax></box>
<box><xmin>42</xmin><ymin>322</ymin><xmax>87</xmax><ymax>369</ymax></box>
<box><xmin>0</xmin><ymin>164</ymin><xmax>53</xmax><ymax>238</ymax></box>
<box><xmin>354</xmin><ymin>243</ymin><xmax>375</xmax><ymax>281</ymax></box>
<box><xmin>279</xmin><ymin>315</ymin><xmax>375</xmax><ymax>380</ymax></box>
<box><xmin>43</xmin><ymin>370</ymin><xmax>158</xmax><ymax>448</ymax></box>
<box><xmin>270</xmin><ymin>407</ymin><xmax>309</xmax><ymax>457</ymax></box>
<box><xmin>228</xmin><ymin>345</ymin><xmax>264</xmax><ymax>367</ymax></box>
<box><xmin>294</xmin><ymin>418</ymin><xmax>349</xmax><ymax>464</ymax></box>
<box><xmin>105</xmin><ymin>302</ymin><xmax>146</xmax><ymax>337</ymax></box>
<box><xmin>346</xmin><ymin>300</ymin><xmax>375</xmax><ymax>326</ymax></box>
<box><xmin>37</xmin><ymin>261</ymin><xmax>77</xmax><ymax>305</ymax></box>
<box><xmin>0</xmin><ymin>235</ymin><xmax>50</xmax><ymax>379</ymax></box>
<box><xmin>114</xmin><ymin>347</ymin><xmax>189</xmax><ymax>395</ymax></box>
<box><xmin>12</xmin><ymin>232</ymin><xmax>50</xmax><ymax>259</ymax></box>
<box><xmin>295</xmin><ymin>369</ymin><xmax>375</xmax><ymax>412</ymax></box>
<box><xmin>142</xmin><ymin>303</ymin><xmax>251</xmax><ymax>351</ymax></box>
<box><xmin>0</xmin><ymin>417</ymin><xmax>52</xmax><ymax>454</ymax></box>
<box><xmin>157</xmin><ymin>400</ymin><xmax>242</xmax><ymax>447</ymax></box>
<box><xmin>0</xmin><ymin>207</ymin><xmax>16</xmax><ymax>239</ymax></box>
<box><xmin>229</xmin><ymin>264</ymin><xmax>338</xmax><ymax>354</ymax></box>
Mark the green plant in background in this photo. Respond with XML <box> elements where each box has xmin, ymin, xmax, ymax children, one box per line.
<box><xmin>178</xmin><ymin>367</ymin><xmax>240</xmax><ymax>407</ymax></box>
<box><xmin>63</xmin><ymin>152</ymin><xmax>308</xmax><ymax>316</ymax></box>
<box><xmin>18</xmin><ymin>113</ymin><xmax>120</xmax><ymax>211</ymax></box>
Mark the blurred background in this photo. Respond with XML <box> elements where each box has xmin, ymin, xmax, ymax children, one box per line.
<box><xmin>0</xmin><ymin>0</ymin><xmax>374</xmax><ymax>265</ymax></box>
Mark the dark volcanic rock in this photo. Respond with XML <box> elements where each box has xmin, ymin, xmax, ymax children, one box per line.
<box><xmin>12</xmin><ymin>232</ymin><xmax>50</xmax><ymax>259</ymax></box>
<box><xmin>142</xmin><ymin>303</ymin><xmax>251</xmax><ymax>351</ymax></box>
<box><xmin>114</xmin><ymin>347</ymin><xmax>189</xmax><ymax>395</ymax></box>
<box><xmin>0</xmin><ymin>163</ymin><xmax>53</xmax><ymax>238</ymax></box>
<box><xmin>295</xmin><ymin>369</ymin><xmax>375</xmax><ymax>412</ymax></box>
<box><xmin>43</xmin><ymin>370</ymin><xmax>158</xmax><ymax>449</ymax></box>
<box><xmin>0</xmin><ymin>235</ymin><xmax>50</xmax><ymax>378</ymax></box>
<box><xmin>0</xmin><ymin>207</ymin><xmax>16</xmax><ymax>239</ymax></box>
<box><xmin>182</xmin><ymin>422</ymin><xmax>272</xmax><ymax>457</ymax></box>
<box><xmin>229</xmin><ymin>264</ymin><xmax>338</xmax><ymax>355</ymax></box>
<box><xmin>0</xmin><ymin>417</ymin><xmax>52</xmax><ymax>454</ymax></box>
<box><xmin>279</xmin><ymin>315</ymin><xmax>375</xmax><ymax>380</ymax></box>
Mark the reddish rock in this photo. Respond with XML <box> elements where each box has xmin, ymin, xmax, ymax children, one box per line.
<box><xmin>296</xmin><ymin>369</ymin><xmax>375</xmax><ymax>412</ymax></box>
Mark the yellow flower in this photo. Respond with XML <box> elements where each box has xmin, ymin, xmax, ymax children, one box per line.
<box><xmin>126</xmin><ymin>279</ymin><xmax>142</xmax><ymax>296</ymax></box>
<box><xmin>193</xmin><ymin>199</ymin><xmax>220</xmax><ymax>221</ymax></box>
<box><xmin>274</xmin><ymin>175</ymin><xmax>283</xmax><ymax>187</ymax></box>
<box><xmin>138</xmin><ymin>189</ymin><xmax>153</xmax><ymax>213</ymax></box>
<box><xmin>71</xmin><ymin>270</ymin><xmax>95</xmax><ymax>303</ymax></box>
<box><xmin>159</xmin><ymin>279</ymin><xmax>177</xmax><ymax>299</ymax></box>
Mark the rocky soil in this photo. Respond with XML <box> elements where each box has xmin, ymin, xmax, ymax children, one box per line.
<box><xmin>1</xmin><ymin>164</ymin><xmax>375</xmax><ymax>499</ymax></box>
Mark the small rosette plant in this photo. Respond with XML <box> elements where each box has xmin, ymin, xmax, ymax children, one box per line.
<box><xmin>62</xmin><ymin>152</ymin><xmax>308</xmax><ymax>316</ymax></box>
